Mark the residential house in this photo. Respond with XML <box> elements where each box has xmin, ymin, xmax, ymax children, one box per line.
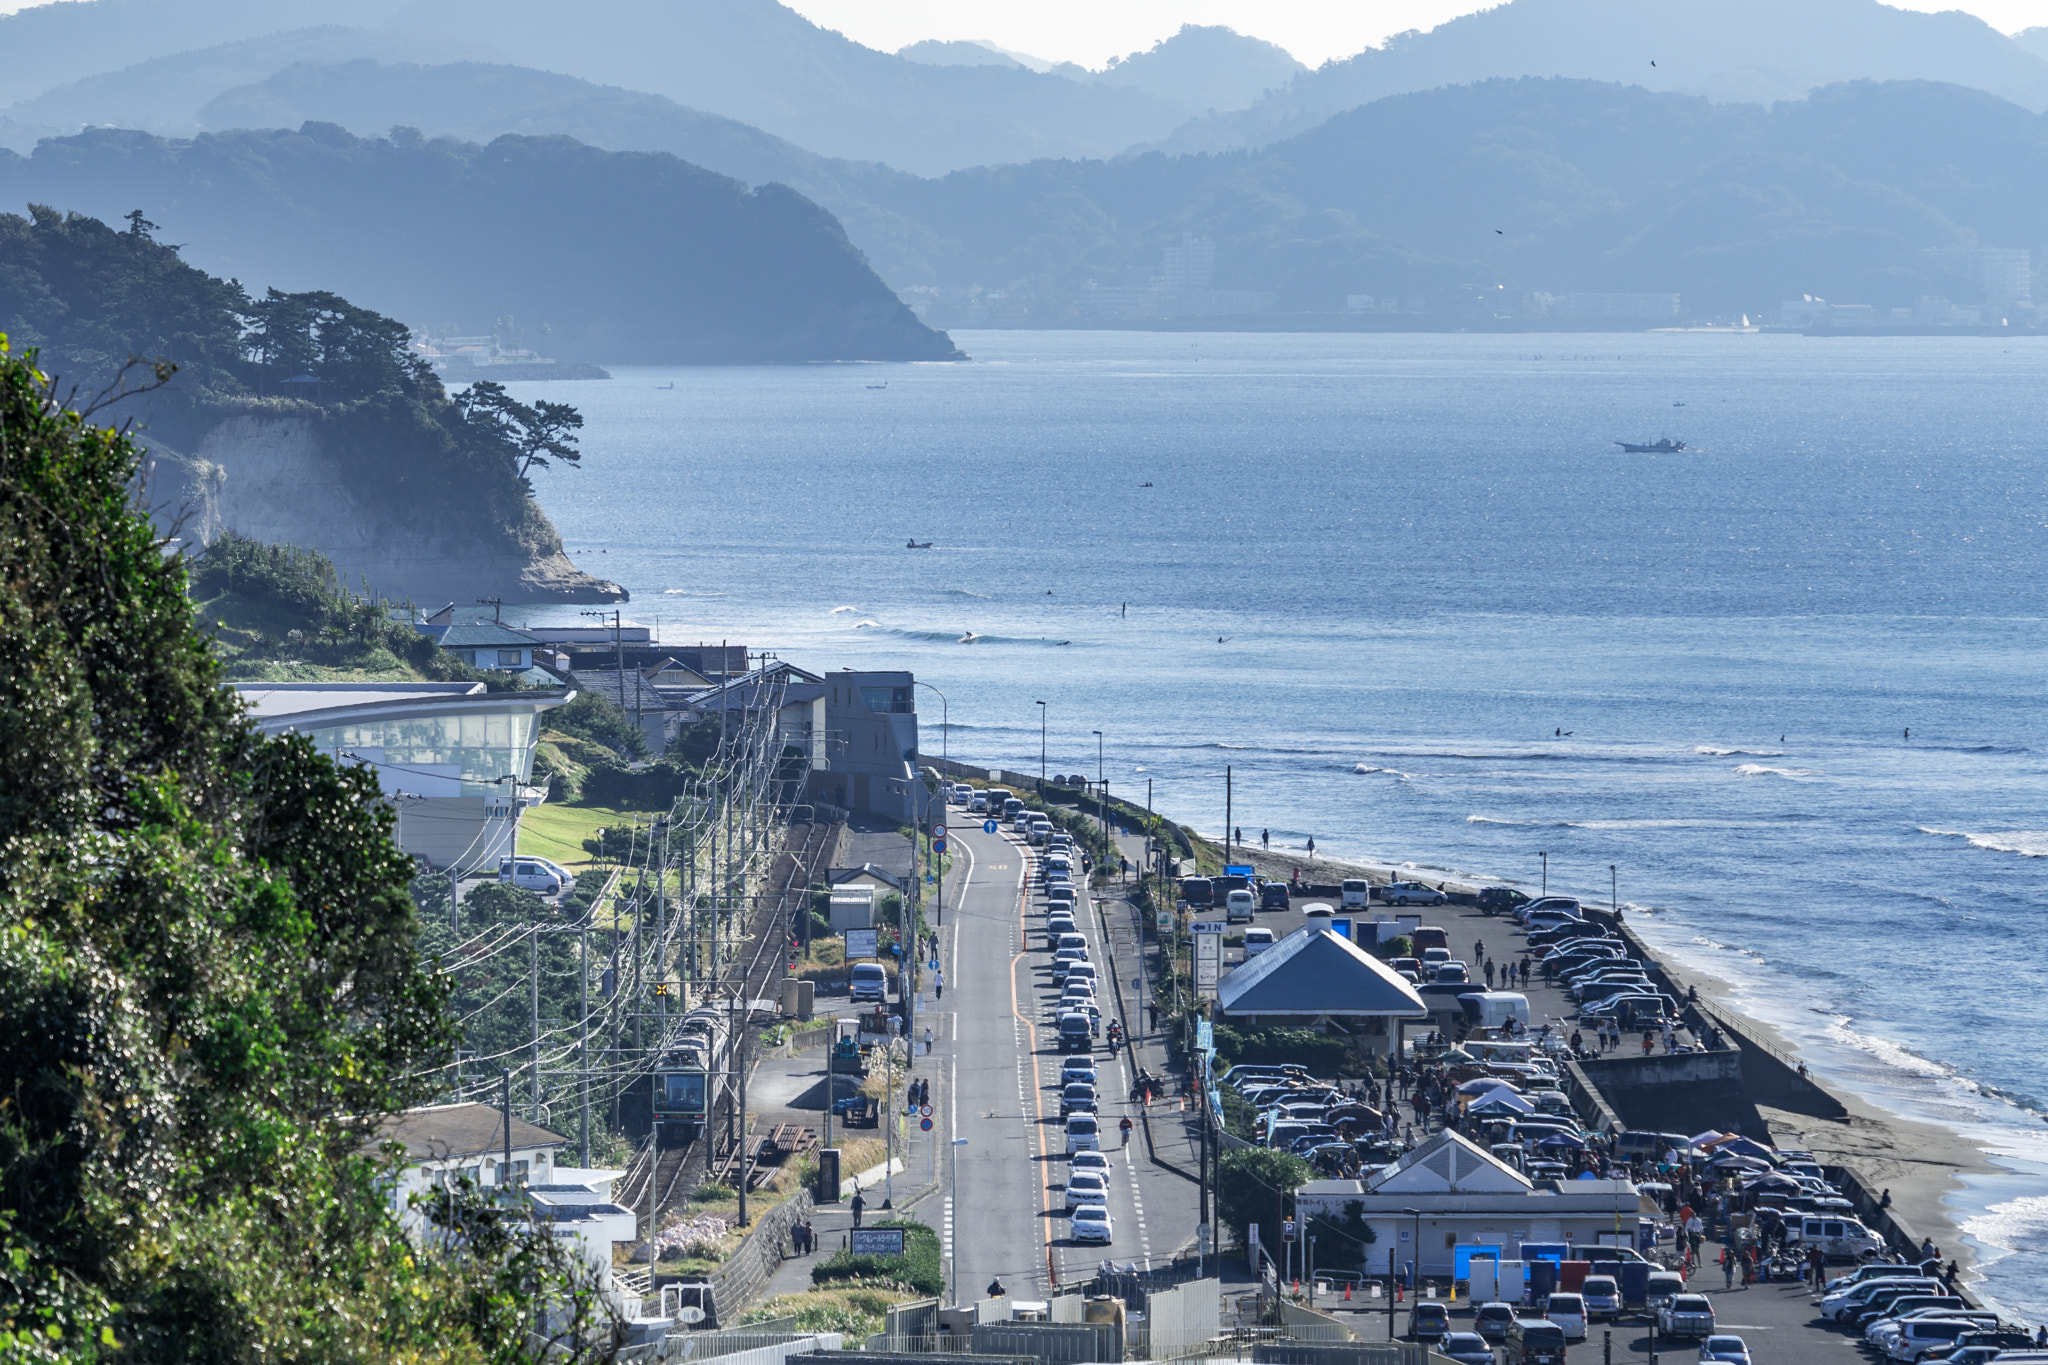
<box><xmin>812</xmin><ymin>670</ymin><xmax>922</xmax><ymax>823</ymax></box>
<box><xmin>827</xmin><ymin>863</ymin><xmax>908</xmax><ymax>898</ymax></box>
<box><xmin>432</xmin><ymin>621</ymin><xmax>542</xmax><ymax>671</ymax></box>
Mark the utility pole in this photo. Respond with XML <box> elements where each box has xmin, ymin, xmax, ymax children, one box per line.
<box><xmin>530</xmin><ymin>921</ymin><xmax>541</xmax><ymax>1120</ymax></box>
<box><xmin>580</xmin><ymin>919</ymin><xmax>591</xmax><ymax>1168</ymax></box>
<box><xmin>1035</xmin><ymin>700</ymin><xmax>1047</xmax><ymax>793</ymax></box>
<box><xmin>1225</xmin><ymin>765</ymin><xmax>1233</xmax><ymax>867</ymax></box>
<box><xmin>655</xmin><ymin>819</ymin><xmax>669</xmax><ymax>1019</ymax></box>
<box><xmin>734</xmin><ymin>991</ymin><xmax>750</xmax><ymax>1227</ymax></box>
<box><xmin>501</xmin><ymin>1069</ymin><xmax>514</xmax><ymax>1199</ymax></box>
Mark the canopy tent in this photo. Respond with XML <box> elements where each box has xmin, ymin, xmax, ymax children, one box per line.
<box><xmin>1458</xmin><ymin>1077</ymin><xmax>1523</xmax><ymax>1096</ymax></box>
<box><xmin>1536</xmin><ymin>1132</ymin><xmax>1590</xmax><ymax>1150</ymax></box>
<box><xmin>1216</xmin><ymin>928</ymin><xmax>1430</xmax><ymax>1021</ymax></box>
<box><xmin>1468</xmin><ymin>1093</ymin><xmax>1536</xmax><ymax>1116</ymax></box>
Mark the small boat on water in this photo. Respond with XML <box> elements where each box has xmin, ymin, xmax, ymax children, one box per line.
<box><xmin>1616</xmin><ymin>437</ymin><xmax>1687</xmax><ymax>453</ymax></box>
<box><xmin>868</xmin><ymin>382</ymin><xmax>888</xmax><ymax>390</ymax></box>
<box><xmin>906</xmin><ymin>539</ymin><xmax>934</xmax><ymax>549</ymax></box>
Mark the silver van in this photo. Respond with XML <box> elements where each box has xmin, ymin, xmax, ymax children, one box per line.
<box><xmin>1225</xmin><ymin>889</ymin><xmax>1256</xmax><ymax>923</ymax></box>
<box><xmin>1792</xmin><ymin>1215</ymin><xmax>1884</xmax><ymax>1260</ymax></box>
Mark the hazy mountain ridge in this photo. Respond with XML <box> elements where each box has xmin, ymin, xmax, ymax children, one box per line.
<box><xmin>841</xmin><ymin>78</ymin><xmax>2048</xmax><ymax>319</ymax></box>
<box><xmin>0</xmin><ymin>123</ymin><xmax>960</xmax><ymax>362</ymax></box>
<box><xmin>1149</xmin><ymin>0</ymin><xmax>2048</xmax><ymax>156</ymax></box>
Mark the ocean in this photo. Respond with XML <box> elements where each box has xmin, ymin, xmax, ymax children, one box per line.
<box><xmin>506</xmin><ymin>329</ymin><xmax>2048</xmax><ymax>1313</ymax></box>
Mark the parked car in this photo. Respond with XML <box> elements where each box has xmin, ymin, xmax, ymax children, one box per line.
<box><xmin>1822</xmin><ymin>1278</ymin><xmax>1942</xmax><ymax>1322</ymax></box>
<box><xmin>1341</xmin><ymin>879</ymin><xmax>1373</xmax><ymax>908</ymax></box>
<box><xmin>1442</xmin><ymin>1333</ymin><xmax>1495</xmax><ymax>1365</ymax></box>
<box><xmin>1475</xmin><ymin>1302</ymin><xmax>1519</xmax><ymax>1342</ymax></box>
<box><xmin>1789</xmin><ymin>1216</ymin><xmax>1887</xmax><ymax>1260</ymax></box>
<box><xmin>1545</xmin><ymin>1293</ymin><xmax>1587</xmax><ymax>1342</ymax></box>
<box><xmin>1697</xmin><ymin>1336</ymin><xmax>1751</xmax><ymax>1365</ymax></box>
<box><xmin>498</xmin><ymin>858</ymin><xmax>564</xmax><ymax>895</ymax></box>
<box><xmin>1506</xmin><ymin>1318</ymin><xmax>1568</xmax><ymax>1365</ymax></box>
<box><xmin>1261</xmin><ymin>882</ymin><xmax>1291</xmax><ymax>910</ymax></box>
<box><xmin>1478</xmin><ymin>887</ymin><xmax>1530</xmax><ymax>916</ymax></box>
<box><xmin>1244</xmin><ymin>927</ymin><xmax>1277</xmax><ymax>957</ymax></box>
<box><xmin>1656</xmin><ymin>1296</ymin><xmax>1715</xmax><ymax>1340</ymax></box>
<box><xmin>1643</xmin><ymin>1270</ymin><xmax>1686</xmax><ymax>1317</ymax></box>
<box><xmin>1580</xmin><ymin>1276</ymin><xmax>1620</xmax><ymax>1322</ymax></box>
<box><xmin>1070</xmin><ymin>1204</ymin><xmax>1113</xmax><ymax>1243</ymax></box>
<box><xmin>1225</xmin><ymin>889</ymin><xmax>1257</xmax><ymax>923</ymax></box>
<box><xmin>1384</xmin><ymin>881</ymin><xmax>1448</xmax><ymax>906</ymax></box>
<box><xmin>1412</xmin><ymin>1302</ymin><xmax>1452</xmax><ymax>1343</ymax></box>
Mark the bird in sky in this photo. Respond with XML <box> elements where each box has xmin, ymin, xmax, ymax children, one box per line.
<box><xmin>1651</xmin><ymin>60</ymin><xmax>1657</xmax><ymax>67</ymax></box>
<box><xmin>1496</xmin><ymin>229</ymin><xmax>1504</xmax><ymax>235</ymax></box>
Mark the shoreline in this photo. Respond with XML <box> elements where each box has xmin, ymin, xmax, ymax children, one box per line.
<box><xmin>1170</xmin><ymin>828</ymin><xmax>1997</xmax><ymax>1288</ymax></box>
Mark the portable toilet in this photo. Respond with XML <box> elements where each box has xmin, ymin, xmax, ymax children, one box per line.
<box><xmin>1528</xmin><ymin>1259</ymin><xmax>1558</xmax><ymax>1302</ymax></box>
<box><xmin>1560</xmin><ymin>1260</ymin><xmax>1590</xmax><ymax>1293</ymax></box>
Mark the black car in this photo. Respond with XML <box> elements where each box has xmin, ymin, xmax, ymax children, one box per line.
<box><xmin>1260</xmin><ymin>882</ymin><xmax>1291</xmax><ymax>910</ymax></box>
<box><xmin>1478</xmin><ymin>887</ymin><xmax>1530</xmax><ymax>916</ymax></box>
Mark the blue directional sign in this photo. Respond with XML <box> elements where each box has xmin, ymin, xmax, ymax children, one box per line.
<box><xmin>983</xmin><ymin>820</ymin><xmax>998</xmax><ymax>833</ymax></box>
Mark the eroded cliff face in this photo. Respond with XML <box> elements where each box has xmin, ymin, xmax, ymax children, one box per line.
<box><xmin>152</xmin><ymin>413</ymin><xmax>625</xmax><ymax>604</ymax></box>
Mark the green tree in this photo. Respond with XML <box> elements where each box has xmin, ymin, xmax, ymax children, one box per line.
<box><xmin>1218</xmin><ymin>1147</ymin><xmax>1312</xmax><ymax>1257</ymax></box>
<box><xmin>0</xmin><ymin>334</ymin><xmax>605</xmax><ymax>1361</ymax></box>
<box><xmin>455</xmin><ymin>378</ymin><xmax>585</xmax><ymax>487</ymax></box>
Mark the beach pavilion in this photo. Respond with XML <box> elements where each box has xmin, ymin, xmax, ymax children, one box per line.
<box><xmin>1216</xmin><ymin>927</ymin><xmax>1430</xmax><ymax>1057</ymax></box>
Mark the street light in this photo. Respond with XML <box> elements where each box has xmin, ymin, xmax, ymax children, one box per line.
<box><xmin>950</xmin><ymin>1137</ymin><xmax>969</xmax><ymax>1304</ymax></box>
<box><xmin>1035</xmin><ymin>701</ymin><xmax>1047</xmax><ymax>792</ymax></box>
<box><xmin>1092</xmin><ymin>730</ymin><xmax>1105</xmax><ymax>863</ymax></box>
<box><xmin>1539</xmin><ymin>851</ymin><xmax>1548</xmax><ymax>896</ymax></box>
<box><xmin>915</xmin><ymin>680</ymin><xmax>949</xmax><ymax>763</ymax></box>
<box><xmin>1404</xmin><ymin>1205</ymin><xmax>1423</xmax><ymax>1324</ymax></box>
<box><xmin>1610</xmin><ymin>864</ymin><xmax>1618</xmax><ymax>917</ymax></box>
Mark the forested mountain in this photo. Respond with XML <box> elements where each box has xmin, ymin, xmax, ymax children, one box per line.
<box><xmin>0</xmin><ymin>204</ymin><xmax>625</xmax><ymax>601</ymax></box>
<box><xmin>0</xmin><ymin>122</ymin><xmax>959</xmax><ymax>363</ymax></box>
<box><xmin>837</xmin><ymin>78</ymin><xmax>2048</xmax><ymax>320</ymax></box>
<box><xmin>1151</xmin><ymin>0</ymin><xmax>2048</xmax><ymax>155</ymax></box>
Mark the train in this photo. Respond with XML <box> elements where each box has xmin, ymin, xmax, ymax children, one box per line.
<box><xmin>651</xmin><ymin>1007</ymin><xmax>731</xmax><ymax>1145</ymax></box>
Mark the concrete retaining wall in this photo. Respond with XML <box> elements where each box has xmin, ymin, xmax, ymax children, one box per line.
<box><xmin>973</xmin><ymin>1321</ymin><xmax>1121</xmax><ymax>1363</ymax></box>
<box><xmin>1572</xmin><ymin>1049</ymin><xmax>1765</xmax><ymax>1140</ymax></box>
<box><xmin>691</xmin><ymin>1190</ymin><xmax>814</xmax><ymax>1325</ymax></box>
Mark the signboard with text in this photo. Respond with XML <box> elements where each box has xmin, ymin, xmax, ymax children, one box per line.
<box><xmin>1194</xmin><ymin>929</ymin><xmax>1221</xmax><ymax>998</ymax></box>
<box><xmin>850</xmin><ymin>1229</ymin><xmax>906</xmax><ymax>1257</ymax></box>
<box><xmin>845</xmin><ymin>928</ymin><xmax>880</xmax><ymax>960</ymax></box>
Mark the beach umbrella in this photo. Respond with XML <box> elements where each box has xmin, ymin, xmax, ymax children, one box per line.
<box><xmin>1458</xmin><ymin>1077</ymin><xmax>1521</xmax><ymax>1096</ymax></box>
<box><xmin>1689</xmin><ymin>1130</ymin><xmax>1729</xmax><ymax>1148</ymax></box>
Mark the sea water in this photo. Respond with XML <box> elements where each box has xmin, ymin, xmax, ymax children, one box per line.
<box><xmin>510</xmin><ymin>330</ymin><xmax>2048</xmax><ymax>1313</ymax></box>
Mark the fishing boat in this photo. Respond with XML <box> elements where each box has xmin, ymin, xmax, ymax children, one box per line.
<box><xmin>1615</xmin><ymin>438</ymin><xmax>1687</xmax><ymax>453</ymax></box>
<box><xmin>906</xmin><ymin>539</ymin><xmax>934</xmax><ymax>549</ymax></box>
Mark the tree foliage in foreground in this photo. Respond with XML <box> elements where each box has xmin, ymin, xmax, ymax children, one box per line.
<box><xmin>0</xmin><ymin>335</ymin><xmax>611</xmax><ymax>1361</ymax></box>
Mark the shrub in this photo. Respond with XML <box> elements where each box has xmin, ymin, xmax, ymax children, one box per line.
<box><xmin>810</xmin><ymin>1218</ymin><xmax>942</xmax><ymax>1296</ymax></box>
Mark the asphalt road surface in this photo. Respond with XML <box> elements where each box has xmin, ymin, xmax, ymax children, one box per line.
<box><xmin>929</xmin><ymin>814</ymin><xmax>1200</xmax><ymax>1299</ymax></box>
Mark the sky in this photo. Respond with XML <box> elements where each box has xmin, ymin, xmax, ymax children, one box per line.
<box><xmin>784</xmin><ymin>0</ymin><xmax>2046</xmax><ymax>67</ymax></box>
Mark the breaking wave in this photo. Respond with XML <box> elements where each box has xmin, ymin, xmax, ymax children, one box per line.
<box><xmin>1919</xmin><ymin>827</ymin><xmax>2048</xmax><ymax>858</ymax></box>
<box><xmin>1695</xmin><ymin>746</ymin><xmax>1785</xmax><ymax>757</ymax></box>
<box><xmin>1734</xmin><ymin>764</ymin><xmax>1813</xmax><ymax>778</ymax></box>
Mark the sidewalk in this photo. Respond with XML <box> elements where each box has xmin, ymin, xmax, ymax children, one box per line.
<box><xmin>1092</xmin><ymin>876</ymin><xmax>1205</xmax><ymax>1192</ymax></box>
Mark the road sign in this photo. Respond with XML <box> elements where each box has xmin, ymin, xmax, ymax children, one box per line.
<box><xmin>851</xmin><ymin>1228</ymin><xmax>907</xmax><ymax>1256</ymax></box>
<box><xmin>920</xmin><ymin>1117</ymin><xmax>933</xmax><ymax>1131</ymax></box>
<box><xmin>1194</xmin><ymin>929</ymin><xmax>1221</xmax><ymax>997</ymax></box>
<box><xmin>921</xmin><ymin>1104</ymin><xmax>933</xmax><ymax>1117</ymax></box>
<box><xmin>1197</xmin><ymin>1224</ymin><xmax>1212</xmax><ymax>1249</ymax></box>
<box><xmin>934</xmin><ymin>838</ymin><xmax>947</xmax><ymax>853</ymax></box>
<box><xmin>984</xmin><ymin>820</ymin><xmax>998</xmax><ymax>834</ymax></box>
<box><xmin>933</xmin><ymin>825</ymin><xmax>946</xmax><ymax>839</ymax></box>
<box><xmin>846</xmin><ymin>928</ymin><xmax>880</xmax><ymax>959</ymax></box>
<box><xmin>1283</xmin><ymin>1219</ymin><xmax>1298</xmax><ymax>1242</ymax></box>
<box><xmin>1249</xmin><ymin>1221</ymin><xmax>1261</xmax><ymax>1249</ymax></box>
<box><xmin>1191</xmin><ymin>920</ymin><xmax>1226</xmax><ymax>935</ymax></box>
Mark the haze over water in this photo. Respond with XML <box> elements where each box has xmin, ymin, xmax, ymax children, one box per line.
<box><xmin>517</xmin><ymin>329</ymin><xmax>2048</xmax><ymax>1313</ymax></box>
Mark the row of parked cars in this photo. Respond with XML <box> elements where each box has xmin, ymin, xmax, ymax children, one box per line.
<box><xmin>1218</xmin><ymin>1062</ymin><xmax>1401</xmax><ymax>1167</ymax></box>
<box><xmin>1511</xmin><ymin>896</ymin><xmax>1682</xmax><ymax>1032</ymax></box>
<box><xmin>1028</xmin><ymin>836</ymin><xmax>1116</xmax><ymax>1248</ymax></box>
<box><xmin>1820</xmin><ymin>1264</ymin><xmax>2040</xmax><ymax>1363</ymax></box>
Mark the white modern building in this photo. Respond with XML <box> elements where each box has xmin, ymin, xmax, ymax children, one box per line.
<box><xmin>234</xmin><ymin>681</ymin><xmax>572</xmax><ymax>871</ymax></box>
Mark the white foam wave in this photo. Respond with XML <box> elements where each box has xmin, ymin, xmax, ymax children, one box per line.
<box><xmin>828</xmin><ymin>605</ymin><xmax>860</xmax><ymax>614</ymax></box>
<box><xmin>1466</xmin><ymin>814</ymin><xmax>1561</xmax><ymax>826</ymax></box>
<box><xmin>851</xmin><ymin>619</ymin><xmax>882</xmax><ymax>629</ymax></box>
<box><xmin>1961</xmin><ymin>1195</ymin><xmax>2048</xmax><ymax>1262</ymax></box>
<box><xmin>1356</xmin><ymin>765</ymin><xmax>1416</xmax><ymax>778</ymax></box>
<box><xmin>1920</xmin><ymin>827</ymin><xmax>2048</xmax><ymax>858</ymax></box>
<box><xmin>1695</xmin><ymin>746</ymin><xmax>1785</xmax><ymax>757</ymax></box>
<box><xmin>941</xmin><ymin>588</ymin><xmax>992</xmax><ymax>599</ymax></box>
<box><xmin>1733</xmin><ymin>763</ymin><xmax>1812</xmax><ymax>778</ymax></box>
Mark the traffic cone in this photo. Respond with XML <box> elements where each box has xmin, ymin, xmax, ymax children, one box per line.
<box><xmin>1345</xmin><ymin>1284</ymin><xmax>1353</xmax><ymax>1302</ymax></box>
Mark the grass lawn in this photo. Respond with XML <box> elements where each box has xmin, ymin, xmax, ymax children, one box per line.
<box><xmin>517</xmin><ymin>803</ymin><xmax>641</xmax><ymax>871</ymax></box>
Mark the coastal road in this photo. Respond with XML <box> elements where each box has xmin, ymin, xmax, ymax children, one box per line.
<box><xmin>931</xmin><ymin>813</ymin><xmax>1200</xmax><ymax>1300</ymax></box>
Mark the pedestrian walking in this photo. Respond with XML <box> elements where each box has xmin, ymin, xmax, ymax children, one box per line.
<box><xmin>1306</xmin><ymin>836</ymin><xmax>1315</xmax><ymax>857</ymax></box>
<box><xmin>1721</xmin><ymin>1246</ymin><xmax>1735</xmax><ymax>1288</ymax></box>
<box><xmin>935</xmin><ymin>968</ymin><xmax>944</xmax><ymax>1000</ymax></box>
<box><xmin>851</xmin><ymin>1189</ymin><xmax>866</xmax><ymax>1229</ymax></box>
<box><xmin>1261</xmin><ymin>829</ymin><xmax>1270</xmax><ymax>850</ymax></box>
<box><xmin>1148</xmin><ymin>1002</ymin><xmax>1158</xmax><ymax>1031</ymax></box>
<box><xmin>1484</xmin><ymin>960</ymin><xmax>1495</xmax><ymax>987</ymax></box>
<box><xmin>923</xmin><ymin>1024</ymin><xmax>933</xmax><ymax>1054</ymax></box>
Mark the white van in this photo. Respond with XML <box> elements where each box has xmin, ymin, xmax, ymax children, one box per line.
<box><xmin>1225</xmin><ymin>889</ymin><xmax>1257</xmax><ymax>923</ymax></box>
<box><xmin>499</xmin><ymin>858</ymin><xmax>564</xmax><ymax>895</ymax></box>
<box><xmin>1243</xmin><ymin>927</ymin><xmax>1276</xmax><ymax>957</ymax></box>
<box><xmin>1544</xmin><ymin>1292</ymin><xmax>1587</xmax><ymax>1341</ymax></box>
<box><xmin>1791</xmin><ymin>1216</ymin><xmax>1885</xmax><ymax>1260</ymax></box>
<box><xmin>849</xmin><ymin>961</ymin><xmax>889</xmax><ymax>1003</ymax></box>
<box><xmin>1341</xmin><ymin>879</ymin><xmax>1372</xmax><ymax>909</ymax></box>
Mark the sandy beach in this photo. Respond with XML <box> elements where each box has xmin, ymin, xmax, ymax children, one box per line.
<box><xmin>1164</xmin><ymin>830</ymin><xmax>1994</xmax><ymax>1282</ymax></box>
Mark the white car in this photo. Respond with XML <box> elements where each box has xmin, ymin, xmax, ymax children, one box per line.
<box><xmin>1224</xmin><ymin>889</ymin><xmax>1256</xmax><ymax>923</ymax></box>
<box><xmin>1383</xmin><ymin>881</ymin><xmax>1447</xmax><ymax>906</ymax></box>
<box><xmin>1243</xmin><ymin>927</ymin><xmax>1276</xmax><ymax>957</ymax></box>
<box><xmin>499</xmin><ymin>857</ymin><xmax>565</xmax><ymax>895</ymax></box>
<box><xmin>1065</xmin><ymin>1170</ymin><xmax>1109</xmax><ymax>1209</ymax></box>
<box><xmin>1070</xmin><ymin>1150</ymin><xmax>1110</xmax><ymax>1176</ymax></box>
<box><xmin>1070</xmin><ymin>1204</ymin><xmax>1113</xmax><ymax>1243</ymax></box>
<box><xmin>1065</xmin><ymin>1115</ymin><xmax>1101</xmax><ymax>1154</ymax></box>
<box><xmin>969</xmin><ymin>794</ymin><xmax>989</xmax><ymax>813</ymax></box>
